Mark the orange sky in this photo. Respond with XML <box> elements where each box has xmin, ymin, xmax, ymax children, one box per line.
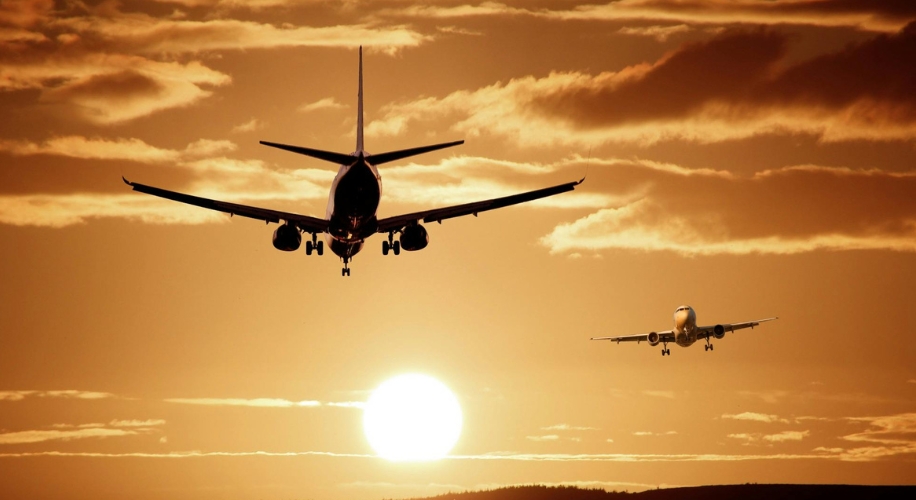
<box><xmin>2</xmin><ymin>0</ymin><xmax>916</xmax><ymax>498</ymax></box>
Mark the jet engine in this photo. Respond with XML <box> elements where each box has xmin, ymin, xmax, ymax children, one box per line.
<box><xmin>713</xmin><ymin>324</ymin><xmax>726</xmax><ymax>339</ymax></box>
<box><xmin>272</xmin><ymin>224</ymin><xmax>301</xmax><ymax>251</ymax></box>
<box><xmin>399</xmin><ymin>224</ymin><xmax>429</xmax><ymax>251</ymax></box>
<box><xmin>647</xmin><ymin>332</ymin><xmax>660</xmax><ymax>346</ymax></box>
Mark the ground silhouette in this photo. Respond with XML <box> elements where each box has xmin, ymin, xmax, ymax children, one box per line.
<box><xmin>397</xmin><ymin>484</ymin><xmax>915</xmax><ymax>500</ymax></box>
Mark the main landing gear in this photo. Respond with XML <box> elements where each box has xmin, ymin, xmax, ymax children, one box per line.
<box><xmin>341</xmin><ymin>257</ymin><xmax>351</xmax><ymax>277</ymax></box>
<box><xmin>661</xmin><ymin>343</ymin><xmax>671</xmax><ymax>356</ymax></box>
<box><xmin>382</xmin><ymin>231</ymin><xmax>400</xmax><ymax>256</ymax></box>
<box><xmin>305</xmin><ymin>233</ymin><xmax>323</xmax><ymax>256</ymax></box>
<box><xmin>704</xmin><ymin>337</ymin><xmax>715</xmax><ymax>351</ymax></box>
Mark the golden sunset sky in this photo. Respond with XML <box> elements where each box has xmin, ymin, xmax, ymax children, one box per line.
<box><xmin>2</xmin><ymin>0</ymin><xmax>916</xmax><ymax>498</ymax></box>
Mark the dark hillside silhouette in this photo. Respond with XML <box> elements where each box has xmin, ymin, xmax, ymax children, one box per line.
<box><xmin>400</xmin><ymin>484</ymin><xmax>915</xmax><ymax>500</ymax></box>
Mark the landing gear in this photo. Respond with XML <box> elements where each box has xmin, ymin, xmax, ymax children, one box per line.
<box><xmin>305</xmin><ymin>233</ymin><xmax>323</xmax><ymax>256</ymax></box>
<box><xmin>661</xmin><ymin>343</ymin><xmax>671</xmax><ymax>356</ymax></box>
<box><xmin>341</xmin><ymin>257</ymin><xmax>351</xmax><ymax>277</ymax></box>
<box><xmin>704</xmin><ymin>336</ymin><xmax>714</xmax><ymax>351</ymax></box>
<box><xmin>382</xmin><ymin>232</ymin><xmax>400</xmax><ymax>255</ymax></box>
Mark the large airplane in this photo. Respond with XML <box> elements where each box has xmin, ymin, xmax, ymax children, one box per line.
<box><xmin>123</xmin><ymin>47</ymin><xmax>583</xmax><ymax>276</ymax></box>
<box><xmin>591</xmin><ymin>306</ymin><xmax>777</xmax><ymax>356</ymax></box>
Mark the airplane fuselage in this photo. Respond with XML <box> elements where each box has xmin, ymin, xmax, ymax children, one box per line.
<box><xmin>673</xmin><ymin>305</ymin><xmax>698</xmax><ymax>347</ymax></box>
<box><xmin>324</xmin><ymin>155</ymin><xmax>382</xmax><ymax>261</ymax></box>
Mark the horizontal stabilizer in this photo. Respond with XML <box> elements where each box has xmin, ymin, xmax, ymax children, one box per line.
<box><xmin>369</xmin><ymin>140</ymin><xmax>464</xmax><ymax>165</ymax></box>
<box><xmin>260</xmin><ymin>141</ymin><xmax>355</xmax><ymax>166</ymax></box>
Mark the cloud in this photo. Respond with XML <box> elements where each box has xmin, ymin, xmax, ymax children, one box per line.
<box><xmin>0</xmin><ymin>428</ymin><xmax>137</xmax><ymax>445</ymax></box>
<box><xmin>722</xmin><ymin>412</ymin><xmax>789</xmax><ymax>424</ymax></box>
<box><xmin>231</xmin><ymin>118</ymin><xmax>264</xmax><ymax>133</ymax></box>
<box><xmin>380</xmin><ymin>0</ymin><xmax>916</xmax><ymax>33</ymax></box>
<box><xmin>617</xmin><ymin>24</ymin><xmax>691</xmax><ymax>42</ymax></box>
<box><xmin>632</xmin><ymin>431</ymin><xmax>677</xmax><ymax>437</ymax></box>
<box><xmin>908</xmin><ymin>379</ymin><xmax>916</xmax><ymax>384</ymax></box>
<box><xmin>526</xmin><ymin>435</ymin><xmax>560</xmax><ymax>442</ymax></box>
<box><xmin>540</xmin><ymin>424</ymin><xmax>599</xmax><ymax>431</ymax></box>
<box><xmin>539</xmin><ymin>163</ymin><xmax>916</xmax><ymax>256</ymax></box>
<box><xmin>728</xmin><ymin>430</ymin><xmax>810</xmax><ymax>444</ymax></box>
<box><xmin>109</xmin><ymin>419</ymin><xmax>166</xmax><ymax>428</ymax></box>
<box><xmin>763</xmin><ymin>430</ymin><xmax>810</xmax><ymax>442</ymax></box>
<box><xmin>838</xmin><ymin>413</ymin><xmax>916</xmax><ymax>461</ymax></box>
<box><xmin>298</xmin><ymin>97</ymin><xmax>347</xmax><ymax>113</ymax></box>
<box><xmin>0</xmin><ymin>390</ymin><xmax>117</xmax><ymax>401</ymax></box>
<box><xmin>366</xmin><ymin>25</ymin><xmax>916</xmax><ymax>146</ymax></box>
<box><xmin>164</xmin><ymin>398</ymin><xmax>365</xmax><ymax>408</ymax></box>
<box><xmin>165</xmin><ymin>398</ymin><xmax>322</xmax><ymax>408</ymax></box>
<box><xmin>0</xmin><ymin>136</ymin><xmax>235</xmax><ymax>163</ymax></box>
<box><xmin>642</xmin><ymin>390</ymin><xmax>675</xmax><ymax>399</ymax></box>
<box><xmin>1</xmin><ymin>4</ymin><xmax>426</xmax><ymax>123</ymax></box>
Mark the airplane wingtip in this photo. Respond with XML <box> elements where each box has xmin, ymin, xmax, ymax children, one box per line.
<box><xmin>121</xmin><ymin>176</ymin><xmax>132</xmax><ymax>186</ymax></box>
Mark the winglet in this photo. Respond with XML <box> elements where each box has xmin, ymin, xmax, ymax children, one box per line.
<box><xmin>122</xmin><ymin>176</ymin><xmax>133</xmax><ymax>186</ymax></box>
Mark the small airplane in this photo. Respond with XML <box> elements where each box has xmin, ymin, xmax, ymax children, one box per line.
<box><xmin>591</xmin><ymin>306</ymin><xmax>777</xmax><ymax>356</ymax></box>
<box><xmin>123</xmin><ymin>47</ymin><xmax>583</xmax><ymax>276</ymax></box>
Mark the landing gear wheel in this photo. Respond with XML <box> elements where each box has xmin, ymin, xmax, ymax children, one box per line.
<box><xmin>305</xmin><ymin>240</ymin><xmax>313</xmax><ymax>255</ymax></box>
<box><xmin>710</xmin><ymin>344</ymin><xmax>714</xmax><ymax>351</ymax></box>
<box><xmin>704</xmin><ymin>345</ymin><xmax>709</xmax><ymax>351</ymax></box>
<box><xmin>316</xmin><ymin>240</ymin><xmax>323</xmax><ymax>256</ymax></box>
<box><xmin>382</xmin><ymin>240</ymin><xmax>390</xmax><ymax>255</ymax></box>
<box><xmin>341</xmin><ymin>267</ymin><xmax>350</xmax><ymax>277</ymax></box>
<box><xmin>393</xmin><ymin>241</ymin><xmax>401</xmax><ymax>255</ymax></box>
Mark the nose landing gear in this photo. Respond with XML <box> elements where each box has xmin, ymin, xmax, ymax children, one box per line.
<box><xmin>341</xmin><ymin>257</ymin><xmax>351</xmax><ymax>277</ymax></box>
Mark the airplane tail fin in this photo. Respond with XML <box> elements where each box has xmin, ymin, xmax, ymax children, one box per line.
<box><xmin>260</xmin><ymin>47</ymin><xmax>464</xmax><ymax>166</ymax></box>
<box><xmin>356</xmin><ymin>46</ymin><xmax>364</xmax><ymax>155</ymax></box>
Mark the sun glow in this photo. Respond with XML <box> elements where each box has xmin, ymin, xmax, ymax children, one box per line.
<box><xmin>362</xmin><ymin>374</ymin><xmax>462</xmax><ymax>461</ymax></box>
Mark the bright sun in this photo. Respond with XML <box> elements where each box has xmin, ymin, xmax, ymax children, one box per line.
<box><xmin>363</xmin><ymin>374</ymin><xmax>462</xmax><ymax>462</ymax></box>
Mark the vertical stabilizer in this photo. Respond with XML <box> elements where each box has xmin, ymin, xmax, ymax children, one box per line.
<box><xmin>356</xmin><ymin>46</ymin><xmax>364</xmax><ymax>155</ymax></box>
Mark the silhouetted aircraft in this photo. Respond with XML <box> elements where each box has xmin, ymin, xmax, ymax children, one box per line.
<box><xmin>124</xmin><ymin>47</ymin><xmax>583</xmax><ymax>276</ymax></box>
<box><xmin>591</xmin><ymin>306</ymin><xmax>777</xmax><ymax>356</ymax></box>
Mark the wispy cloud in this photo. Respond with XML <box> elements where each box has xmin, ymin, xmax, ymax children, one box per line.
<box><xmin>632</xmin><ymin>431</ymin><xmax>677</xmax><ymax>437</ymax></box>
<box><xmin>231</xmin><ymin>118</ymin><xmax>264</xmax><ymax>133</ymax></box>
<box><xmin>164</xmin><ymin>398</ymin><xmax>364</xmax><ymax>408</ymax></box>
<box><xmin>728</xmin><ymin>430</ymin><xmax>810</xmax><ymax>444</ymax></box>
<box><xmin>0</xmin><ymin>428</ymin><xmax>138</xmax><ymax>445</ymax></box>
<box><xmin>764</xmin><ymin>431</ymin><xmax>810</xmax><ymax>443</ymax></box>
<box><xmin>540</xmin><ymin>424</ymin><xmax>599</xmax><ymax>431</ymax></box>
<box><xmin>298</xmin><ymin>97</ymin><xmax>347</xmax><ymax>113</ymax></box>
<box><xmin>365</xmin><ymin>26</ymin><xmax>916</xmax><ymax>146</ymax></box>
<box><xmin>526</xmin><ymin>435</ymin><xmax>559</xmax><ymax>442</ymax></box>
<box><xmin>617</xmin><ymin>24</ymin><xmax>691</xmax><ymax>42</ymax></box>
<box><xmin>165</xmin><ymin>398</ymin><xmax>322</xmax><ymax>408</ymax></box>
<box><xmin>379</xmin><ymin>1</ymin><xmax>914</xmax><ymax>33</ymax></box>
<box><xmin>2</xmin><ymin>3</ymin><xmax>425</xmax><ymax>123</ymax></box>
<box><xmin>722</xmin><ymin>412</ymin><xmax>789</xmax><ymax>424</ymax></box>
<box><xmin>0</xmin><ymin>136</ymin><xmax>235</xmax><ymax>163</ymax></box>
<box><xmin>0</xmin><ymin>390</ymin><xmax>117</xmax><ymax>401</ymax></box>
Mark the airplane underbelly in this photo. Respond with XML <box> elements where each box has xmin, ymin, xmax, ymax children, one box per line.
<box><xmin>327</xmin><ymin>236</ymin><xmax>363</xmax><ymax>259</ymax></box>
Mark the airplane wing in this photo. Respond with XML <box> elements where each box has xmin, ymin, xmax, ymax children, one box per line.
<box><xmin>695</xmin><ymin>317</ymin><xmax>778</xmax><ymax>338</ymax></box>
<box><xmin>591</xmin><ymin>331</ymin><xmax>675</xmax><ymax>344</ymax></box>
<box><xmin>376</xmin><ymin>177</ymin><xmax>584</xmax><ymax>233</ymax></box>
<box><xmin>123</xmin><ymin>178</ymin><xmax>329</xmax><ymax>233</ymax></box>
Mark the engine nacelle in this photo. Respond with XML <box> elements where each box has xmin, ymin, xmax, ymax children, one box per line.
<box><xmin>713</xmin><ymin>324</ymin><xmax>726</xmax><ymax>339</ymax></box>
<box><xmin>647</xmin><ymin>331</ymin><xmax>660</xmax><ymax>346</ymax></box>
<box><xmin>399</xmin><ymin>224</ymin><xmax>429</xmax><ymax>251</ymax></box>
<box><xmin>272</xmin><ymin>224</ymin><xmax>301</xmax><ymax>251</ymax></box>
